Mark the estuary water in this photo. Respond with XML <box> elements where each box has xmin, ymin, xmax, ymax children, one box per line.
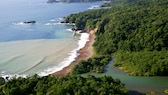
<box><xmin>82</xmin><ymin>60</ymin><xmax>168</xmax><ymax>94</ymax></box>
<box><xmin>0</xmin><ymin>0</ymin><xmax>103</xmax><ymax>77</ymax></box>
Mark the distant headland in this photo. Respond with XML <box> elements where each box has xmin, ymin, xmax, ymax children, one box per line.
<box><xmin>47</xmin><ymin>0</ymin><xmax>110</xmax><ymax>3</ymax></box>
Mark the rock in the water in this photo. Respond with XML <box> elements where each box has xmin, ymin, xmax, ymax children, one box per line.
<box><xmin>47</xmin><ymin>0</ymin><xmax>57</xmax><ymax>3</ymax></box>
<box><xmin>24</xmin><ymin>20</ymin><xmax>36</xmax><ymax>24</ymax></box>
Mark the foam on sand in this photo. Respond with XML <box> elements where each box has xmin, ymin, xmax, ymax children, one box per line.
<box><xmin>0</xmin><ymin>32</ymin><xmax>89</xmax><ymax>78</ymax></box>
<box><xmin>12</xmin><ymin>22</ymin><xmax>27</xmax><ymax>26</ymax></box>
<box><xmin>0</xmin><ymin>38</ymin><xmax>77</xmax><ymax>78</ymax></box>
<box><xmin>38</xmin><ymin>32</ymin><xmax>89</xmax><ymax>76</ymax></box>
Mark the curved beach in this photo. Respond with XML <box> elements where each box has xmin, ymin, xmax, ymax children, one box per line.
<box><xmin>53</xmin><ymin>28</ymin><xmax>97</xmax><ymax>76</ymax></box>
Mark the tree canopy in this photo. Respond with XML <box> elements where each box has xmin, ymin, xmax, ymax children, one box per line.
<box><xmin>65</xmin><ymin>0</ymin><xmax>168</xmax><ymax>76</ymax></box>
<box><xmin>0</xmin><ymin>75</ymin><xmax>128</xmax><ymax>95</ymax></box>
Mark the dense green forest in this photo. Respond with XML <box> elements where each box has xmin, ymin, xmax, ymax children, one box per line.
<box><xmin>72</xmin><ymin>55</ymin><xmax>111</xmax><ymax>74</ymax></box>
<box><xmin>114</xmin><ymin>51</ymin><xmax>168</xmax><ymax>76</ymax></box>
<box><xmin>65</xmin><ymin>0</ymin><xmax>168</xmax><ymax>76</ymax></box>
<box><xmin>0</xmin><ymin>75</ymin><xmax>128</xmax><ymax>95</ymax></box>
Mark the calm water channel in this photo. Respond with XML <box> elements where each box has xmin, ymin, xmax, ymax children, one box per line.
<box><xmin>82</xmin><ymin>58</ymin><xmax>168</xmax><ymax>94</ymax></box>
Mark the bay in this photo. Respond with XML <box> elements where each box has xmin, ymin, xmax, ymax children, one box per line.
<box><xmin>0</xmin><ymin>0</ymin><xmax>103</xmax><ymax>77</ymax></box>
<box><xmin>1</xmin><ymin>1</ymin><xmax>167</xmax><ymax>94</ymax></box>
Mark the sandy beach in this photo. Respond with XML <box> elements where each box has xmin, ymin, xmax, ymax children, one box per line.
<box><xmin>52</xmin><ymin>28</ymin><xmax>97</xmax><ymax>76</ymax></box>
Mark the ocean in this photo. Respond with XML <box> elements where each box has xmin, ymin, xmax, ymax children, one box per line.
<box><xmin>0</xmin><ymin>0</ymin><xmax>103</xmax><ymax>78</ymax></box>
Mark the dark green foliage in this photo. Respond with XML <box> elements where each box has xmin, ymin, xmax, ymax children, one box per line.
<box><xmin>65</xmin><ymin>9</ymin><xmax>107</xmax><ymax>30</ymax></box>
<box><xmin>114</xmin><ymin>51</ymin><xmax>168</xmax><ymax>76</ymax></box>
<box><xmin>101</xmin><ymin>0</ymin><xmax>168</xmax><ymax>7</ymax></box>
<box><xmin>0</xmin><ymin>75</ymin><xmax>128</xmax><ymax>95</ymax></box>
<box><xmin>94</xmin><ymin>5</ymin><xmax>168</xmax><ymax>53</ymax></box>
<box><xmin>72</xmin><ymin>55</ymin><xmax>111</xmax><ymax>74</ymax></box>
<box><xmin>65</xmin><ymin>0</ymin><xmax>168</xmax><ymax>76</ymax></box>
<box><xmin>0</xmin><ymin>77</ymin><xmax>5</xmax><ymax>86</ymax></box>
<box><xmin>95</xmin><ymin>0</ymin><xmax>168</xmax><ymax>76</ymax></box>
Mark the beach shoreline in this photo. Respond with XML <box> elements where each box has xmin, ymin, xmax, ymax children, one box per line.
<box><xmin>52</xmin><ymin>28</ymin><xmax>97</xmax><ymax>76</ymax></box>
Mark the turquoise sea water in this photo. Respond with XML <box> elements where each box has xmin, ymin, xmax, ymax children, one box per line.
<box><xmin>0</xmin><ymin>0</ymin><xmax>103</xmax><ymax>77</ymax></box>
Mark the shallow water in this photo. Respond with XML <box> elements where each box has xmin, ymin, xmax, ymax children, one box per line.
<box><xmin>0</xmin><ymin>0</ymin><xmax>103</xmax><ymax>77</ymax></box>
<box><xmin>82</xmin><ymin>59</ymin><xmax>168</xmax><ymax>94</ymax></box>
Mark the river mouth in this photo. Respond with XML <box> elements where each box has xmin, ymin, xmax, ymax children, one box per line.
<box><xmin>82</xmin><ymin>59</ymin><xmax>168</xmax><ymax>94</ymax></box>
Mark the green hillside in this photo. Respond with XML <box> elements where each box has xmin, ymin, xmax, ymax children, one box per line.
<box><xmin>65</xmin><ymin>0</ymin><xmax>168</xmax><ymax>76</ymax></box>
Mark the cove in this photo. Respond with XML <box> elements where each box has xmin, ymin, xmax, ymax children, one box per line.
<box><xmin>82</xmin><ymin>58</ymin><xmax>168</xmax><ymax>94</ymax></box>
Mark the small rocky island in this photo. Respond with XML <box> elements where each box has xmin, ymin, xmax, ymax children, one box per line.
<box><xmin>24</xmin><ymin>21</ymin><xmax>36</xmax><ymax>24</ymax></box>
